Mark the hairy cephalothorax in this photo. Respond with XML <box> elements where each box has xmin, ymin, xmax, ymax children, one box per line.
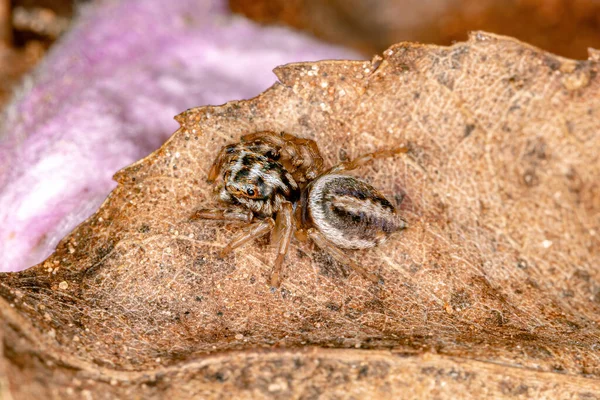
<box><xmin>193</xmin><ymin>131</ymin><xmax>407</xmax><ymax>287</ymax></box>
<box><xmin>216</xmin><ymin>150</ymin><xmax>297</xmax><ymax>216</ymax></box>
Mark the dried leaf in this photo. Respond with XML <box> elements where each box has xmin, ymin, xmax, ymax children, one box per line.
<box><xmin>1</xmin><ymin>32</ymin><xmax>600</xmax><ymax>398</ymax></box>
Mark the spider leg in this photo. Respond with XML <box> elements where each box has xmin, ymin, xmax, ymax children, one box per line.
<box><xmin>241</xmin><ymin>131</ymin><xmax>287</xmax><ymax>147</ymax></box>
<box><xmin>242</xmin><ymin>131</ymin><xmax>325</xmax><ymax>183</ymax></box>
<box><xmin>288</xmin><ymin>136</ymin><xmax>324</xmax><ymax>180</ymax></box>
<box><xmin>307</xmin><ymin>228</ymin><xmax>381</xmax><ymax>284</ymax></box>
<box><xmin>272</xmin><ymin>133</ymin><xmax>324</xmax><ymax>180</ymax></box>
<box><xmin>219</xmin><ymin>218</ymin><xmax>275</xmax><ymax>258</ymax></box>
<box><xmin>190</xmin><ymin>208</ymin><xmax>254</xmax><ymax>223</ymax></box>
<box><xmin>327</xmin><ymin>146</ymin><xmax>408</xmax><ymax>174</ymax></box>
<box><xmin>241</xmin><ymin>131</ymin><xmax>302</xmax><ymax>175</ymax></box>
<box><xmin>207</xmin><ymin>144</ymin><xmax>236</xmax><ymax>183</ymax></box>
<box><xmin>270</xmin><ymin>202</ymin><xmax>294</xmax><ymax>287</ymax></box>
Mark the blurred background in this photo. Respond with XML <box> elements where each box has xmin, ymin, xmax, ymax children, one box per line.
<box><xmin>2</xmin><ymin>0</ymin><xmax>600</xmax><ymax>108</ymax></box>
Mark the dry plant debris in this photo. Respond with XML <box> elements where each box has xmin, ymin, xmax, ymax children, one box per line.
<box><xmin>1</xmin><ymin>32</ymin><xmax>599</xmax><ymax>399</ymax></box>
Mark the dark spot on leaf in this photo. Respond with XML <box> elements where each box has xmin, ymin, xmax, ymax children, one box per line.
<box><xmin>358</xmin><ymin>365</ymin><xmax>369</xmax><ymax>378</ymax></box>
<box><xmin>499</xmin><ymin>381</ymin><xmax>529</xmax><ymax>396</ymax></box>
<box><xmin>450</xmin><ymin>290</ymin><xmax>471</xmax><ymax>311</ymax></box>
<box><xmin>139</xmin><ymin>224</ymin><xmax>151</xmax><ymax>233</ymax></box>
<box><xmin>464</xmin><ymin>124</ymin><xmax>475</xmax><ymax>137</ymax></box>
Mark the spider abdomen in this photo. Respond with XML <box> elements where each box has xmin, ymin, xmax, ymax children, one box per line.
<box><xmin>307</xmin><ymin>174</ymin><xmax>405</xmax><ymax>249</ymax></box>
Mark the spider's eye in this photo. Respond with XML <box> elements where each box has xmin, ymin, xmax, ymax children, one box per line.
<box><xmin>246</xmin><ymin>188</ymin><xmax>255</xmax><ymax>196</ymax></box>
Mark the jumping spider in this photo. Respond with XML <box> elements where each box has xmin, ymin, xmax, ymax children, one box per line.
<box><xmin>192</xmin><ymin>131</ymin><xmax>407</xmax><ymax>287</ymax></box>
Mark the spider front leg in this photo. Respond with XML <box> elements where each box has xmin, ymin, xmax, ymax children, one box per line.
<box><xmin>207</xmin><ymin>144</ymin><xmax>237</xmax><ymax>183</ymax></box>
<box><xmin>190</xmin><ymin>208</ymin><xmax>254</xmax><ymax>223</ymax></box>
<box><xmin>307</xmin><ymin>228</ymin><xmax>381</xmax><ymax>284</ymax></box>
<box><xmin>327</xmin><ymin>146</ymin><xmax>408</xmax><ymax>175</ymax></box>
<box><xmin>270</xmin><ymin>202</ymin><xmax>294</xmax><ymax>287</ymax></box>
<box><xmin>219</xmin><ymin>218</ymin><xmax>275</xmax><ymax>258</ymax></box>
<box><xmin>190</xmin><ymin>207</ymin><xmax>271</xmax><ymax>258</ymax></box>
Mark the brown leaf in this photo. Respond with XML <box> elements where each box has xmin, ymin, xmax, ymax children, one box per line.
<box><xmin>1</xmin><ymin>32</ymin><xmax>600</xmax><ymax>398</ymax></box>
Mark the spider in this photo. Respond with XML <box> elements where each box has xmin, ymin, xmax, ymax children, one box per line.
<box><xmin>192</xmin><ymin>131</ymin><xmax>407</xmax><ymax>287</ymax></box>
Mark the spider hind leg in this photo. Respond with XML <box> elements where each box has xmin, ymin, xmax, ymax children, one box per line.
<box><xmin>328</xmin><ymin>147</ymin><xmax>408</xmax><ymax>175</ymax></box>
<box><xmin>307</xmin><ymin>228</ymin><xmax>381</xmax><ymax>284</ymax></box>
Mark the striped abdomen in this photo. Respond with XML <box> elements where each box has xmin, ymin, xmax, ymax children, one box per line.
<box><xmin>307</xmin><ymin>174</ymin><xmax>405</xmax><ymax>249</ymax></box>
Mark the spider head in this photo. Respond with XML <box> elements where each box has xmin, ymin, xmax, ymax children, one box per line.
<box><xmin>223</xmin><ymin>170</ymin><xmax>272</xmax><ymax>201</ymax></box>
<box><xmin>223</xmin><ymin>153</ymin><xmax>298</xmax><ymax>200</ymax></box>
